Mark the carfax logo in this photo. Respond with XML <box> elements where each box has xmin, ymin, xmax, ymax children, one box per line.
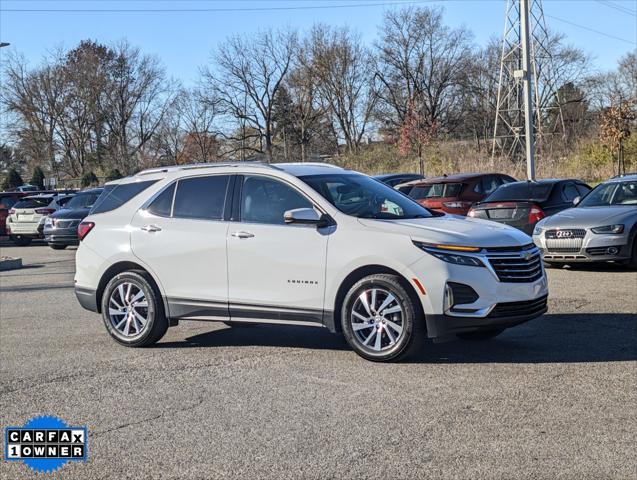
<box><xmin>4</xmin><ymin>415</ymin><xmax>88</xmax><ymax>474</ymax></box>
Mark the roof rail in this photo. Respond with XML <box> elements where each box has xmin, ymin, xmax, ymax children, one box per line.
<box><xmin>273</xmin><ymin>162</ymin><xmax>343</xmax><ymax>169</ymax></box>
<box><xmin>136</xmin><ymin>161</ymin><xmax>275</xmax><ymax>176</ymax></box>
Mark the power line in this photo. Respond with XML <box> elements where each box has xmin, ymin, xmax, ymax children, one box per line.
<box><xmin>594</xmin><ymin>0</ymin><xmax>637</xmax><ymax>16</ymax></box>
<box><xmin>546</xmin><ymin>13</ymin><xmax>636</xmax><ymax>45</ymax></box>
<box><xmin>0</xmin><ymin>0</ymin><xmax>439</xmax><ymax>12</ymax></box>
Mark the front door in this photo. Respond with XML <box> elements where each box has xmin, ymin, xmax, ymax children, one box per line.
<box><xmin>130</xmin><ymin>174</ymin><xmax>232</xmax><ymax>320</ymax></box>
<box><xmin>227</xmin><ymin>175</ymin><xmax>329</xmax><ymax>325</ymax></box>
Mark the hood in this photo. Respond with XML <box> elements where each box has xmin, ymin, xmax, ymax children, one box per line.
<box><xmin>50</xmin><ymin>207</ymin><xmax>91</xmax><ymax>220</ymax></box>
<box><xmin>358</xmin><ymin>215</ymin><xmax>531</xmax><ymax>248</ymax></box>
<box><xmin>541</xmin><ymin>206</ymin><xmax>636</xmax><ymax>229</ymax></box>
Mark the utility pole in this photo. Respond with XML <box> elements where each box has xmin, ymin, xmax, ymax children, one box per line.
<box><xmin>492</xmin><ymin>0</ymin><xmax>565</xmax><ymax>180</ymax></box>
<box><xmin>520</xmin><ymin>0</ymin><xmax>535</xmax><ymax>180</ymax></box>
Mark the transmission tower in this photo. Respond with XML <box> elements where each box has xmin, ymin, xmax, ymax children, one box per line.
<box><xmin>492</xmin><ymin>0</ymin><xmax>565</xmax><ymax>180</ymax></box>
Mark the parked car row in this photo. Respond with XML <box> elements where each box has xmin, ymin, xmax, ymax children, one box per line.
<box><xmin>376</xmin><ymin>171</ymin><xmax>636</xmax><ymax>267</ymax></box>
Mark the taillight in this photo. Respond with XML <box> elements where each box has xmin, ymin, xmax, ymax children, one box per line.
<box><xmin>467</xmin><ymin>209</ymin><xmax>476</xmax><ymax>217</ymax></box>
<box><xmin>77</xmin><ymin>221</ymin><xmax>95</xmax><ymax>241</ymax></box>
<box><xmin>35</xmin><ymin>208</ymin><xmax>55</xmax><ymax>215</ymax></box>
<box><xmin>528</xmin><ymin>204</ymin><xmax>546</xmax><ymax>224</ymax></box>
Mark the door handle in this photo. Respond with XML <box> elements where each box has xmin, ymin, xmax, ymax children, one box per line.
<box><xmin>141</xmin><ymin>224</ymin><xmax>162</xmax><ymax>233</ymax></box>
<box><xmin>231</xmin><ymin>230</ymin><xmax>254</xmax><ymax>239</ymax></box>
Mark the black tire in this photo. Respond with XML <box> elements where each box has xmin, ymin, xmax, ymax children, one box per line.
<box><xmin>222</xmin><ymin>321</ymin><xmax>256</xmax><ymax>328</ymax></box>
<box><xmin>100</xmin><ymin>271</ymin><xmax>168</xmax><ymax>347</ymax></box>
<box><xmin>628</xmin><ymin>238</ymin><xmax>637</xmax><ymax>270</ymax></box>
<box><xmin>457</xmin><ymin>328</ymin><xmax>505</xmax><ymax>341</ymax></box>
<box><xmin>341</xmin><ymin>274</ymin><xmax>425</xmax><ymax>362</ymax></box>
<box><xmin>10</xmin><ymin>235</ymin><xmax>32</xmax><ymax>246</ymax></box>
<box><xmin>49</xmin><ymin>244</ymin><xmax>67</xmax><ymax>250</ymax></box>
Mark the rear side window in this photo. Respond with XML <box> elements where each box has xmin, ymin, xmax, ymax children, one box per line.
<box><xmin>13</xmin><ymin>198</ymin><xmax>52</xmax><ymax>209</ymax></box>
<box><xmin>147</xmin><ymin>183</ymin><xmax>175</xmax><ymax>217</ymax></box>
<box><xmin>173</xmin><ymin>175</ymin><xmax>230</xmax><ymax>220</ymax></box>
<box><xmin>409</xmin><ymin>183</ymin><xmax>462</xmax><ymax>199</ymax></box>
<box><xmin>562</xmin><ymin>183</ymin><xmax>580</xmax><ymax>202</ymax></box>
<box><xmin>91</xmin><ymin>180</ymin><xmax>158</xmax><ymax>215</ymax></box>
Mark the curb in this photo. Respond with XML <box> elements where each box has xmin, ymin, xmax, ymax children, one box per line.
<box><xmin>0</xmin><ymin>257</ymin><xmax>23</xmax><ymax>271</ymax></box>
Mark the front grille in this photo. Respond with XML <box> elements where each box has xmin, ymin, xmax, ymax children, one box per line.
<box><xmin>487</xmin><ymin>246</ymin><xmax>543</xmax><ymax>283</ymax></box>
<box><xmin>545</xmin><ymin>229</ymin><xmax>586</xmax><ymax>253</ymax></box>
<box><xmin>55</xmin><ymin>219</ymin><xmax>80</xmax><ymax>229</ymax></box>
<box><xmin>488</xmin><ymin>294</ymin><xmax>548</xmax><ymax>318</ymax></box>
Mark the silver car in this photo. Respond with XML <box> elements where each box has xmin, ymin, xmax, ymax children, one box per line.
<box><xmin>532</xmin><ymin>174</ymin><xmax>637</xmax><ymax>268</ymax></box>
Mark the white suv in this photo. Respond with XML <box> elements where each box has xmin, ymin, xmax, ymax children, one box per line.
<box><xmin>75</xmin><ymin>163</ymin><xmax>548</xmax><ymax>362</ymax></box>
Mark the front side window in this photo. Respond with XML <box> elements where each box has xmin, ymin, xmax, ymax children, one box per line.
<box><xmin>241</xmin><ymin>176</ymin><xmax>312</xmax><ymax>225</ymax></box>
<box><xmin>91</xmin><ymin>180</ymin><xmax>158</xmax><ymax>215</ymax></box>
<box><xmin>300</xmin><ymin>173</ymin><xmax>433</xmax><ymax>219</ymax></box>
<box><xmin>173</xmin><ymin>175</ymin><xmax>230</xmax><ymax>220</ymax></box>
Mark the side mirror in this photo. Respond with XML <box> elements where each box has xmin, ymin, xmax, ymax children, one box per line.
<box><xmin>284</xmin><ymin>208</ymin><xmax>331</xmax><ymax>228</ymax></box>
<box><xmin>573</xmin><ymin>196</ymin><xmax>581</xmax><ymax>206</ymax></box>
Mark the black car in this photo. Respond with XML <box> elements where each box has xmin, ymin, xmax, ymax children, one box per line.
<box><xmin>467</xmin><ymin>179</ymin><xmax>591</xmax><ymax>235</ymax></box>
<box><xmin>373</xmin><ymin>173</ymin><xmax>425</xmax><ymax>188</ymax></box>
<box><xmin>43</xmin><ymin>188</ymin><xmax>103</xmax><ymax>249</ymax></box>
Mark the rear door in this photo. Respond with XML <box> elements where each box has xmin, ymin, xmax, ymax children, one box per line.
<box><xmin>226</xmin><ymin>174</ymin><xmax>329</xmax><ymax>324</ymax></box>
<box><xmin>130</xmin><ymin>174</ymin><xmax>232</xmax><ymax>320</ymax></box>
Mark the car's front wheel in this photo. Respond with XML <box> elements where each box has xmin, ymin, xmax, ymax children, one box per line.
<box><xmin>101</xmin><ymin>271</ymin><xmax>168</xmax><ymax>347</ymax></box>
<box><xmin>341</xmin><ymin>274</ymin><xmax>425</xmax><ymax>362</ymax></box>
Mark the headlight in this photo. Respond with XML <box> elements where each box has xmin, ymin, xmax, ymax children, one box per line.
<box><xmin>533</xmin><ymin>225</ymin><xmax>543</xmax><ymax>236</ymax></box>
<box><xmin>413</xmin><ymin>241</ymin><xmax>485</xmax><ymax>267</ymax></box>
<box><xmin>591</xmin><ymin>224</ymin><xmax>624</xmax><ymax>234</ymax></box>
<box><xmin>44</xmin><ymin>217</ymin><xmax>54</xmax><ymax>227</ymax></box>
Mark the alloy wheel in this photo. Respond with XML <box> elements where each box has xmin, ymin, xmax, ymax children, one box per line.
<box><xmin>350</xmin><ymin>287</ymin><xmax>405</xmax><ymax>352</ymax></box>
<box><xmin>107</xmin><ymin>282</ymin><xmax>149</xmax><ymax>337</ymax></box>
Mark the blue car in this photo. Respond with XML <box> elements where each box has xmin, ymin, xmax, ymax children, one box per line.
<box><xmin>44</xmin><ymin>188</ymin><xmax>103</xmax><ymax>249</ymax></box>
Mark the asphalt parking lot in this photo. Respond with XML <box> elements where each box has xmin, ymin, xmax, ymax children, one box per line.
<box><xmin>1</xmin><ymin>240</ymin><xmax>635</xmax><ymax>479</ymax></box>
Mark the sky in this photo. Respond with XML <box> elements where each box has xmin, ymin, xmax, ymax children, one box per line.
<box><xmin>0</xmin><ymin>0</ymin><xmax>636</xmax><ymax>86</ymax></box>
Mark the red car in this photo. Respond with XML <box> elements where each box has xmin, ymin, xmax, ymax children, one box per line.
<box><xmin>0</xmin><ymin>192</ymin><xmax>27</xmax><ymax>236</ymax></box>
<box><xmin>408</xmin><ymin>173</ymin><xmax>516</xmax><ymax>215</ymax></box>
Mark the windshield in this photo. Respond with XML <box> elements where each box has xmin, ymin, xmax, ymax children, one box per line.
<box><xmin>485</xmin><ymin>182</ymin><xmax>553</xmax><ymax>202</ymax></box>
<box><xmin>63</xmin><ymin>191</ymin><xmax>102</xmax><ymax>209</ymax></box>
<box><xmin>409</xmin><ymin>183</ymin><xmax>463</xmax><ymax>200</ymax></box>
<box><xmin>299</xmin><ymin>173</ymin><xmax>433</xmax><ymax>219</ymax></box>
<box><xmin>579</xmin><ymin>181</ymin><xmax>637</xmax><ymax>207</ymax></box>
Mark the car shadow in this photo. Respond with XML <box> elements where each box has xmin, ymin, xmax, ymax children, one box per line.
<box><xmin>157</xmin><ymin>313</ymin><xmax>636</xmax><ymax>363</ymax></box>
<box><xmin>550</xmin><ymin>263</ymin><xmax>635</xmax><ymax>273</ymax></box>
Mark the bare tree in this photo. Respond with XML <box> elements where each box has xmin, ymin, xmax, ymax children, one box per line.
<box><xmin>375</xmin><ymin>6</ymin><xmax>473</xmax><ymax>135</ymax></box>
<box><xmin>202</xmin><ymin>29</ymin><xmax>296</xmax><ymax>162</ymax></box>
<box><xmin>100</xmin><ymin>42</ymin><xmax>174</xmax><ymax>174</ymax></box>
<box><xmin>307</xmin><ymin>24</ymin><xmax>377</xmax><ymax>154</ymax></box>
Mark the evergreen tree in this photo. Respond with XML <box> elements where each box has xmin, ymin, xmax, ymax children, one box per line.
<box><xmin>2</xmin><ymin>168</ymin><xmax>24</xmax><ymax>190</ymax></box>
<box><xmin>81</xmin><ymin>171</ymin><xmax>99</xmax><ymax>187</ymax></box>
<box><xmin>30</xmin><ymin>166</ymin><xmax>46</xmax><ymax>190</ymax></box>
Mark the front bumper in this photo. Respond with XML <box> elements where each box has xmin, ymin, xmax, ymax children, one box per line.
<box><xmin>427</xmin><ymin>294</ymin><xmax>547</xmax><ymax>338</ymax></box>
<box><xmin>533</xmin><ymin>230</ymin><xmax>631</xmax><ymax>263</ymax></box>
<box><xmin>44</xmin><ymin>227</ymin><xmax>79</xmax><ymax>246</ymax></box>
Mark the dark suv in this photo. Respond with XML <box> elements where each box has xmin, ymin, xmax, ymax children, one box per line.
<box><xmin>408</xmin><ymin>173</ymin><xmax>516</xmax><ymax>215</ymax></box>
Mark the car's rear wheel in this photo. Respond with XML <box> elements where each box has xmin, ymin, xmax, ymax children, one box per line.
<box><xmin>10</xmin><ymin>235</ymin><xmax>32</xmax><ymax>246</ymax></box>
<box><xmin>101</xmin><ymin>271</ymin><xmax>168</xmax><ymax>347</ymax></box>
<box><xmin>457</xmin><ymin>328</ymin><xmax>504</xmax><ymax>341</ymax></box>
<box><xmin>341</xmin><ymin>274</ymin><xmax>424</xmax><ymax>362</ymax></box>
<box><xmin>49</xmin><ymin>244</ymin><xmax>67</xmax><ymax>250</ymax></box>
